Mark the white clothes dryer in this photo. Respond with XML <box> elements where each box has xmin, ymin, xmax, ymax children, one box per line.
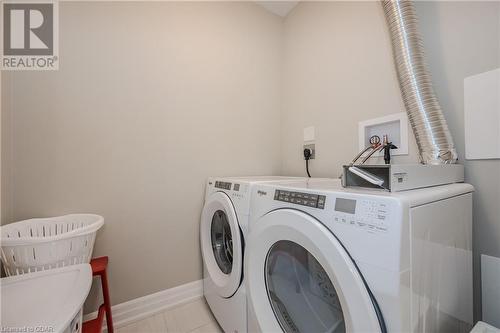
<box><xmin>246</xmin><ymin>179</ymin><xmax>473</xmax><ymax>333</ymax></box>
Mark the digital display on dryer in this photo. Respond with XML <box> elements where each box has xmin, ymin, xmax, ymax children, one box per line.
<box><xmin>335</xmin><ymin>198</ymin><xmax>356</xmax><ymax>214</ymax></box>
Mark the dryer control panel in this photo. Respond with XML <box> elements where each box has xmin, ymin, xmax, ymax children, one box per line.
<box><xmin>274</xmin><ymin>190</ymin><xmax>326</xmax><ymax>209</ymax></box>
<box><xmin>333</xmin><ymin>197</ymin><xmax>390</xmax><ymax>233</ymax></box>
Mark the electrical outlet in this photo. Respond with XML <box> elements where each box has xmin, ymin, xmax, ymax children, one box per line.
<box><xmin>303</xmin><ymin>144</ymin><xmax>315</xmax><ymax>159</ymax></box>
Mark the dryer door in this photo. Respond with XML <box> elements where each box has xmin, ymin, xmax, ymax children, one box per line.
<box><xmin>201</xmin><ymin>192</ymin><xmax>243</xmax><ymax>298</ymax></box>
<box><xmin>246</xmin><ymin>209</ymin><xmax>383</xmax><ymax>333</ymax></box>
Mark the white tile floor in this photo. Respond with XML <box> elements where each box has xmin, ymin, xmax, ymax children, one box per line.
<box><xmin>116</xmin><ymin>298</ymin><xmax>222</xmax><ymax>333</ymax></box>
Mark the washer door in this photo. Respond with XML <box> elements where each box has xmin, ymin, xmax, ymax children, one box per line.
<box><xmin>201</xmin><ymin>192</ymin><xmax>243</xmax><ymax>298</ymax></box>
<box><xmin>246</xmin><ymin>209</ymin><xmax>382</xmax><ymax>333</ymax></box>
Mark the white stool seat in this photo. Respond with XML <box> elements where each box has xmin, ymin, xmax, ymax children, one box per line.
<box><xmin>471</xmin><ymin>322</ymin><xmax>500</xmax><ymax>333</ymax></box>
<box><xmin>1</xmin><ymin>264</ymin><xmax>92</xmax><ymax>333</ymax></box>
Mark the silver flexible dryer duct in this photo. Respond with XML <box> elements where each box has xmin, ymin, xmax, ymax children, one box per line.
<box><xmin>382</xmin><ymin>0</ymin><xmax>458</xmax><ymax>164</ymax></box>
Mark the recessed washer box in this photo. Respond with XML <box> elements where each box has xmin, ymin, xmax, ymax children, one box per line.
<box><xmin>358</xmin><ymin>112</ymin><xmax>409</xmax><ymax>157</ymax></box>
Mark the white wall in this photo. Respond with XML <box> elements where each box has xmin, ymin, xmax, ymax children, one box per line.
<box><xmin>415</xmin><ymin>1</ymin><xmax>500</xmax><ymax>321</ymax></box>
<box><xmin>1</xmin><ymin>1</ymin><xmax>283</xmax><ymax>306</ymax></box>
<box><xmin>280</xmin><ymin>1</ymin><xmax>500</xmax><ymax>320</ymax></box>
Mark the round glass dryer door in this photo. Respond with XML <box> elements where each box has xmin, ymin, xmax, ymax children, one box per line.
<box><xmin>211</xmin><ymin>210</ymin><xmax>233</xmax><ymax>274</ymax></box>
<box><xmin>246</xmin><ymin>209</ymin><xmax>383</xmax><ymax>333</ymax></box>
<box><xmin>201</xmin><ymin>192</ymin><xmax>243</xmax><ymax>298</ymax></box>
<box><xmin>266</xmin><ymin>240</ymin><xmax>345</xmax><ymax>333</ymax></box>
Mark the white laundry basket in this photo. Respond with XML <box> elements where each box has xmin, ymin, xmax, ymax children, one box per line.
<box><xmin>0</xmin><ymin>214</ymin><xmax>104</xmax><ymax>276</ymax></box>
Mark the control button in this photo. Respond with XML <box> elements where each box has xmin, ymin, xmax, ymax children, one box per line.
<box><xmin>356</xmin><ymin>221</ymin><xmax>367</xmax><ymax>229</ymax></box>
<box><xmin>274</xmin><ymin>190</ymin><xmax>325</xmax><ymax>210</ymax></box>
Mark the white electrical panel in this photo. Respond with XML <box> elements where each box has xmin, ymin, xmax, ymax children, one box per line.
<box><xmin>358</xmin><ymin>112</ymin><xmax>409</xmax><ymax>157</ymax></box>
<box><xmin>464</xmin><ymin>68</ymin><xmax>500</xmax><ymax>160</ymax></box>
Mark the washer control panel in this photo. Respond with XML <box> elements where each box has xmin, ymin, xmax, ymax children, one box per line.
<box><xmin>274</xmin><ymin>190</ymin><xmax>326</xmax><ymax>209</ymax></box>
<box><xmin>214</xmin><ymin>181</ymin><xmax>232</xmax><ymax>190</ymax></box>
<box><xmin>333</xmin><ymin>198</ymin><xmax>390</xmax><ymax>233</ymax></box>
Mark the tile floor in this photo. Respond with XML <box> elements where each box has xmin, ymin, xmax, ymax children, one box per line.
<box><xmin>116</xmin><ymin>298</ymin><xmax>222</xmax><ymax>333</ymax></box>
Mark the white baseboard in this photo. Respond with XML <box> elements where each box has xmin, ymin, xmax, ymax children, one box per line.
<box><xmin>83</xmin><ymin>279</ymin><xmax>203</xmax><ymax>330</ymax></box>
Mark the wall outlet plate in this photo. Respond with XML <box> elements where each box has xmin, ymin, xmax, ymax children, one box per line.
<box><xmin>303</xmin><ymin>144</ymin><xmax>315</xmax><ymax>159</ymax></box>
<box><xmin>303</xmin><ymin>126</ymin><xmax>315</xmax><ymax>142</ymax></box>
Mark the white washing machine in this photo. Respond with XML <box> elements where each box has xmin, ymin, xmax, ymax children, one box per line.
<box><xmin>200</xmin><ymin>176</ymin><xmax>306</xmax><ymax>333</ymax></box>
<box><xmin>245</xmin><ymin>179</ymin><xmax>473</xmax><ymax>333</ymax></box>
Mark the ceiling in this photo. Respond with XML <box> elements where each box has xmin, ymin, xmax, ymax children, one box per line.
<box><xmin>256</xmin><ymin>1</ymin><xmax>299</xmax><ymax>17</ymax></box>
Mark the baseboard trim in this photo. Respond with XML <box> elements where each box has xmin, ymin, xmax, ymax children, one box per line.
<box><xmin>83</xmin><ymin>279</ymin><xmax>203</xmax><ymax>330</ymax></box>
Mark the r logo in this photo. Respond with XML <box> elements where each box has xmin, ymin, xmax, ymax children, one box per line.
<box><xmin>3</xmin><ymin>3</ymin><xmax>54</xmax><ymax>56</ymax></box>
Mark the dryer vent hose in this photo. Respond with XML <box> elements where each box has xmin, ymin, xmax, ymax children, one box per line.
<box><xmin>382</xmin><ymin>0</ymin><xmax>458</xmax><ymax>164</ymax></box>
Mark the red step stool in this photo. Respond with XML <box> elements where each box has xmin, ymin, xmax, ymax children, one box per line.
<box><xmin>83</xmin><ymin>256</ymin><xmax>114</xmax><ymax>333</ymax></box>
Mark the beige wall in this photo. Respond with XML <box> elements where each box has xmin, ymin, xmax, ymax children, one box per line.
<box><xmin>0</xmin><ymin>72</ymin><xmax>1</xmax><ymax>223</ymax></box>
<box><xmin>1</xmin><ymin>1</ymin><xmax>283</xmax><ymax>306</ymax></box>
<box><xmin>280</xmin><ymin>1</ymin><xmax>500</xmax><ymax>319</ymax></box>
<box><xmin>280</xmin><ymin>1</ymin><xmax>419</xmax><ymax>178</ymax></box>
